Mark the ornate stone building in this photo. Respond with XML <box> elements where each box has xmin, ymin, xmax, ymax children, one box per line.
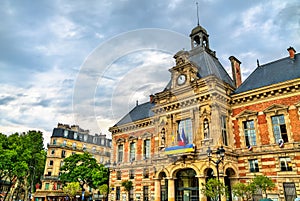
<box><xmin>108</xmin><ymin>23</ymin><xmax>300</xmax><ymax>201</ymax></box>
<box><xmin>34</xmin><ymin>123</ymin><xmax>112</xmax><ymax>201</ymax></box>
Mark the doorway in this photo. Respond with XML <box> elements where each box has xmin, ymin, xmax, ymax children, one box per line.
<box><xmin>175</xmin><ymin>169</ymin><xmax>199</xmax><ymax>201</ymax></box>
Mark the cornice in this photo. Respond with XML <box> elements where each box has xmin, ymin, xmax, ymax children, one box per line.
<box><xmin>110</xmin><ymin>118</ymin><xmax>154</xmax><ymax>135</ymax></box>
<box><xmin>231</xmin><ymin>79</ymin><xmax>300</xmax><ymax>106</ymax></box>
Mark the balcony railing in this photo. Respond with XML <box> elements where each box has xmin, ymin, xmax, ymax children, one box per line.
<box><xmin>42</xmin><ymin>175</ymin><xmax>60</xmax><ymax>180</ymax></box>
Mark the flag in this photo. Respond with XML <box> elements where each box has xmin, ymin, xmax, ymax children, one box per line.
<box><xmin>178</xmin><ymin>128</ymin><xmax>188</xmax><ymax>146</ymax></box>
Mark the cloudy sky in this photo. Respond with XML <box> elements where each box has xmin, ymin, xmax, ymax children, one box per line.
<box><xmin>1</xmin><ymin>0</ymin><xmax>299</xmax><ymax>146</ymax></box>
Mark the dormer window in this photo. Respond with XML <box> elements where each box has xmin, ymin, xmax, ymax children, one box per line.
<box><xmin>64</xmin><ymin>130</ymin><xmax>68</xmax><ymax>138</ymax></box>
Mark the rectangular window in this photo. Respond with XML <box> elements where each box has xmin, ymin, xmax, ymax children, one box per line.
<box><xmin>143</xmin><ymin>168</ymin><xmax>149</xmax><ymax>179</ymax></box>
<box><xmin>130</xmin><ymin>142</ymin><xmax>136</xmax><ymax>162</ymax></box>
<box><xmin>118</xmin><ymin>144</ymin><xmax>123</xmax><ymax>162</ymax></box>
<box><xmin>116</xmin><ymin>186</ymin><xmax>120</xmax><ymax>201</ymax></box>
<box><xmin>64</xmin><ymin>130</ymin><xmax>68</xmax><ymax>138</ymax></box>
<box><xmin>243</xmin><ymin>120</ymin><xmax>257</xmax><ymax>146</ymax></box>
<box><xmin>144</xmin><ymin>140</ymin><xmax>150</xmax><ymax>159</ymax></box>
<box><xmin>178</xmin><ymin>118</ymin><xmax>192</xmax><ymax>145</ymax></box>
<box><xmin>272</xmin><ymin>115</ymin><xmax>288</xmax><ymax>143</ymax></box>
<box><xmin>283</xmin><ymin>182</ymin><xmax>296</xmax><ymax>201</ymax></box>
<box><xmin>117</xmin><ymin>170</ymin><xmax>122</xmax><ymax>180</ymax></box>
<box><xmin>53</xmin><ymin>139</ymin><xmax>57</xmax><ymax>145</ymax></box>
<box><xmin>129</xmin><ymin>169</ymin><xmax>135</xmax><ymax>179</ymax></box>
<box><xmin>280</xmin><ymin>157</ymin><xmax>292</xmax><ymax>171</ymax></box>
<box><xmin>143</xmin><ymin>186</ymin><xmax>149</xmax><ymax>201</ymax></box>
<box><xmin>221</xmin><ymin>116</ymin><xmax>228</xmax><ymax>146</ymax></box>
<box><xmin>129</xmin><ymin>188</ymin><xmax>134</xmax><ymax>201</ymax></box>
<box><xmin>249</xmin><ymin>159</ymin><xmax>259</xmax><ymax>172</ymax></box>
<box><xmin>45</xmin><ymin>183</ymin><xmax>50</xmax><ymax>190</ymax></box>
<box><xmin>61</xmin><ymin>150</ymin><xmax>66</xmax><ymax>158</ymax></box>
<box><xmin>49</xmin><ymin>160</ymin><xmax>53</xmax><ymax>166</ymax></box>
<box><xmin>51</xmin><ymin>149</ymin><xmax>55</xmax><ymax>155</ymax></box>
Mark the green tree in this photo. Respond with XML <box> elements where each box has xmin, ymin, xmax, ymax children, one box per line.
<box><xmin>232</xmin><ymin>182</ymin><xmax>256</xmax><ymax>201</ymax></box>
<box><xmin>98</xmin><ymin>184</ymin><xmax>109</xmax><ymax>201</ymax></box>
<box><xmin>0</xmin><ymin>131</ymin><xmax>46</xmax><ymax>201</ymax></box>
<box><xmin>252</xmin><ymin>175</ymin><xmax>275</xmax><ymax>199</ymax></box>
<box><xmin>63</xmin><ymin>182</ymin><xmax>81</xmax><ymax>201</ymax></box>
<box><xmin>60</xmin><ymin>152</ymin><xmax>109</xmax><ymax>191</ymax></box>
<box><xmin>121</xmin><ymin>180</ymin><xmax>133</xmax><ymax>201</ymax></box>
<box><xmin>201</xmin><ymin>178</ymin><xmax>228</xmax><ymax>201</ymax></box>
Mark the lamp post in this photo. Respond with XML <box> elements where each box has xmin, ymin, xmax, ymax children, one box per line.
<box><xmin>206</xmin><ymin>146</ymin><xmax>225</xmax><ymax>201</ymax></box>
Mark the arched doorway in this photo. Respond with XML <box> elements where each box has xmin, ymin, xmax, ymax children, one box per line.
<box><xmin>225</xmin><ymin>168</ymin><xmax>236</xmax><ymax>201</ymax></box>
<box><xmin>175</xmin><ymin>168</ymin><xmax>199</xmax><ymax>201</ymax></box>
<box><xmin>159</xmin><ymin>172</ymin><xmax>168</xmax><ymax>201</ymax></box>
<box><xmin>205</xmin><ymin>168</ymin><xmax>215</xmax><ymax>201</ymax></box>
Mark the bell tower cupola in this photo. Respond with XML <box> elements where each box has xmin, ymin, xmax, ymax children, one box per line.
<box><xmin>190</xmin><ymin>24</ymin><xmax>210</xmax><ymax>50</ymax></box>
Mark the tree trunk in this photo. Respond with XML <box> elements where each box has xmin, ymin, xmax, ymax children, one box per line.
<box><xmin>6</xmin><ymin>181</ymin><xmax>17</xmax><ymax>201</ymax></box>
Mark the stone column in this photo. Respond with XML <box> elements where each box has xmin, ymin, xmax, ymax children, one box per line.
<box><xmin>197</xmin><ymin>175</ymin><xmax>206</xmax><ymax>201</ymax></box>
<box><xmin>154</xmin><ymin>179</ymin><xmax>161</xmax><ymax>201</ymax></box>
<box><xmin>167</xmin><ymin>178</ymin><xmax>175</xmax><ymax>201</ymax></box>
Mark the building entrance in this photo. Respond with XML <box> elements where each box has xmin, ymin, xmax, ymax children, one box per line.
<box><xmin>175</xmin><ymin>169</ymin><xmax>199</xmax><ymax>201</ymax></box>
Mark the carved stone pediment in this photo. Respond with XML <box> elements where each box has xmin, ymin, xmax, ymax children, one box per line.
<box><xmin>128</xmin><ymin>135</ymin><xmax>138</xmax><ymax>141</ymax></box>
<box><xmin>141</xmin><ymin>132</ymin><xmax>152</xmax><ymax>139</ymax></box>
<box><xmin>235</xmin><ymin>110</ymin><xmax>258</xmax><ymax>119</ymax></box>
<box><xmin>263</xmin><ymin>104</ymin><xmax>288</xmax><ymax>113</ymax></box>
<box><xmin>116</xmin><ymin>138</ymin><xmax>126</xmax><ymax>144</ymax></box>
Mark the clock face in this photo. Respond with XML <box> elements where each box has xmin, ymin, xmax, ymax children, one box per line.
<box><xmin>177</xmin><ymin>74</ymin><xmax>186</xmax><ymax>85</ymax></box>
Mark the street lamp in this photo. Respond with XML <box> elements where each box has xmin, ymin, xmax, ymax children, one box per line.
<box><xmin>206</xmin><ymin>146</ymin><xmax>225</xmax><ymax>201</ymax></box>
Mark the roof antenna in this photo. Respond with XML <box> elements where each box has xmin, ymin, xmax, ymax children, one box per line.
<box><xmin>196</xmin><ymin>2</ymin><xmax>200</xmax><ymax>26</ymax></box>
<box><xmin>257</xmin><ymin>59</ymin><xmax>260</xmax><ymax>67</ymax></box>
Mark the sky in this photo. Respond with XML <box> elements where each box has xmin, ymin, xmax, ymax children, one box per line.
<box><xmin>0</xmin><ymin>0</ymin><xmax>300</xmax><ymax>147</ymax></box>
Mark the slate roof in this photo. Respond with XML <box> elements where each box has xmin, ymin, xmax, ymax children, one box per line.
<box><xmin>114</xmin><ymin>102</ymin><xmax>155</xmax><ymax>126</ymax></box>
<box><xmin>189</xmin><ymin>48</ymin><xmax>234</xmax><ymax>87</ymax></box>
<box><xmin>235</xmin><ymin>53</ymin><xmax>300</xmax><ymax>94</ymax></box>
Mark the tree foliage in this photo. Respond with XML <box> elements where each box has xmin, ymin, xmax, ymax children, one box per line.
<box><xmin>0</xmin><ymin>131</ymin><xmax>46</xmax><ymax>201</ymax></box>
<box><xmin>232</xmin><ymin>182</ymin><xmax>256</xmax><ymax>201</ymax></box>
<box><xmin>63</xmin><ymin>182</ymin><xmax>81</xmax><ymax>201</ymax></box>
<box><xmin>233</xmin><ymin>175</ymin><xmax>275</xmax><ymax>200</ymax></box>
<box><xmin>201</xmin><ymin>178</ymin><xmax>228</xmax><ymax>201</ymax></box>
<box><xmin>60</xmin><ymin>152</ymin><xmax>109</xmax><ymax>190</ymax></box>
<box><xmin>252</xmin><ymin>175</ymin><xmax>275</xmax><ymax>198</ymax></box>
<box><xmin>98</xmin><ymin>184</ymin><xmax>109</xmax><ymax>199</ymax></box>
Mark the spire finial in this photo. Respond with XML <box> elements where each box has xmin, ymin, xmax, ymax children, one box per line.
<box><xmin>196</xmin><ymin>2</ymin><xmax>200</xmax><ymax>26</ymax></box>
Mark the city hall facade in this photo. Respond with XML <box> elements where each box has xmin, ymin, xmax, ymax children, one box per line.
<box><xmin>108</xmin><ymin>23</ymin><xmax>300</xmax><ymax>201</ymax></box>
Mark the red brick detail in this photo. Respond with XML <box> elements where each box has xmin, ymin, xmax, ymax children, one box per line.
<box><xmin>238</xmin><ymin>159</ymin><xmax>245</xmax><ymax>164</ymax></box>
<box><xmin>240</xmin><ymin>179</ymin><xmax>247</xmax><ymax>183</ymax></box>
<box><xmin>233</xmin><ymin>119</ymin><xmax>241</xmax><ymax>148</ymax></box>
<box><xmin>265</xmin><ymin>171</ymin><xmax>277</xmax><ymax>176</ymax></box>
<box><xmin>258</xmin><ymin>114</ymin><xmax>270</xmax><ymax>145</ymax></box>
<box><xmin>289</xmin><ymin>108</ymin><xmax>300</xmax><ymax>141</ymax></box>
<box><xmin>262</xmin><ymin>165</ymin><xmax>276</xmax><ymax>169</ymax></box>
<box><xmin>238</xmin><ymin>166</ymin><xmax>246</xmax><ymax>170</ymax></box>
<box><xmin>239</xmin><ymin>173</ymin><xmax>246</xmax><ymax>177</ymax></box>
<box><xmin>261</xmin><ymin>158</ymin><xmax>275</xmax><ymax>162</ymax></box>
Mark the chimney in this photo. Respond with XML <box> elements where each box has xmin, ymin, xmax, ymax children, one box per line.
<box><xmin>229</xmin><ymin>56</ymin><xmax>242</xmax><ymax>88</ymax></box>
<box><xmin>287</xmin><ymin>46</ymin><xmax>296</xmax><ymax>59</ymax></box>
<box><xmin>149</xmin><ymin>94</ymin><xmax>155</xmax><ymax>103</ymax></box>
